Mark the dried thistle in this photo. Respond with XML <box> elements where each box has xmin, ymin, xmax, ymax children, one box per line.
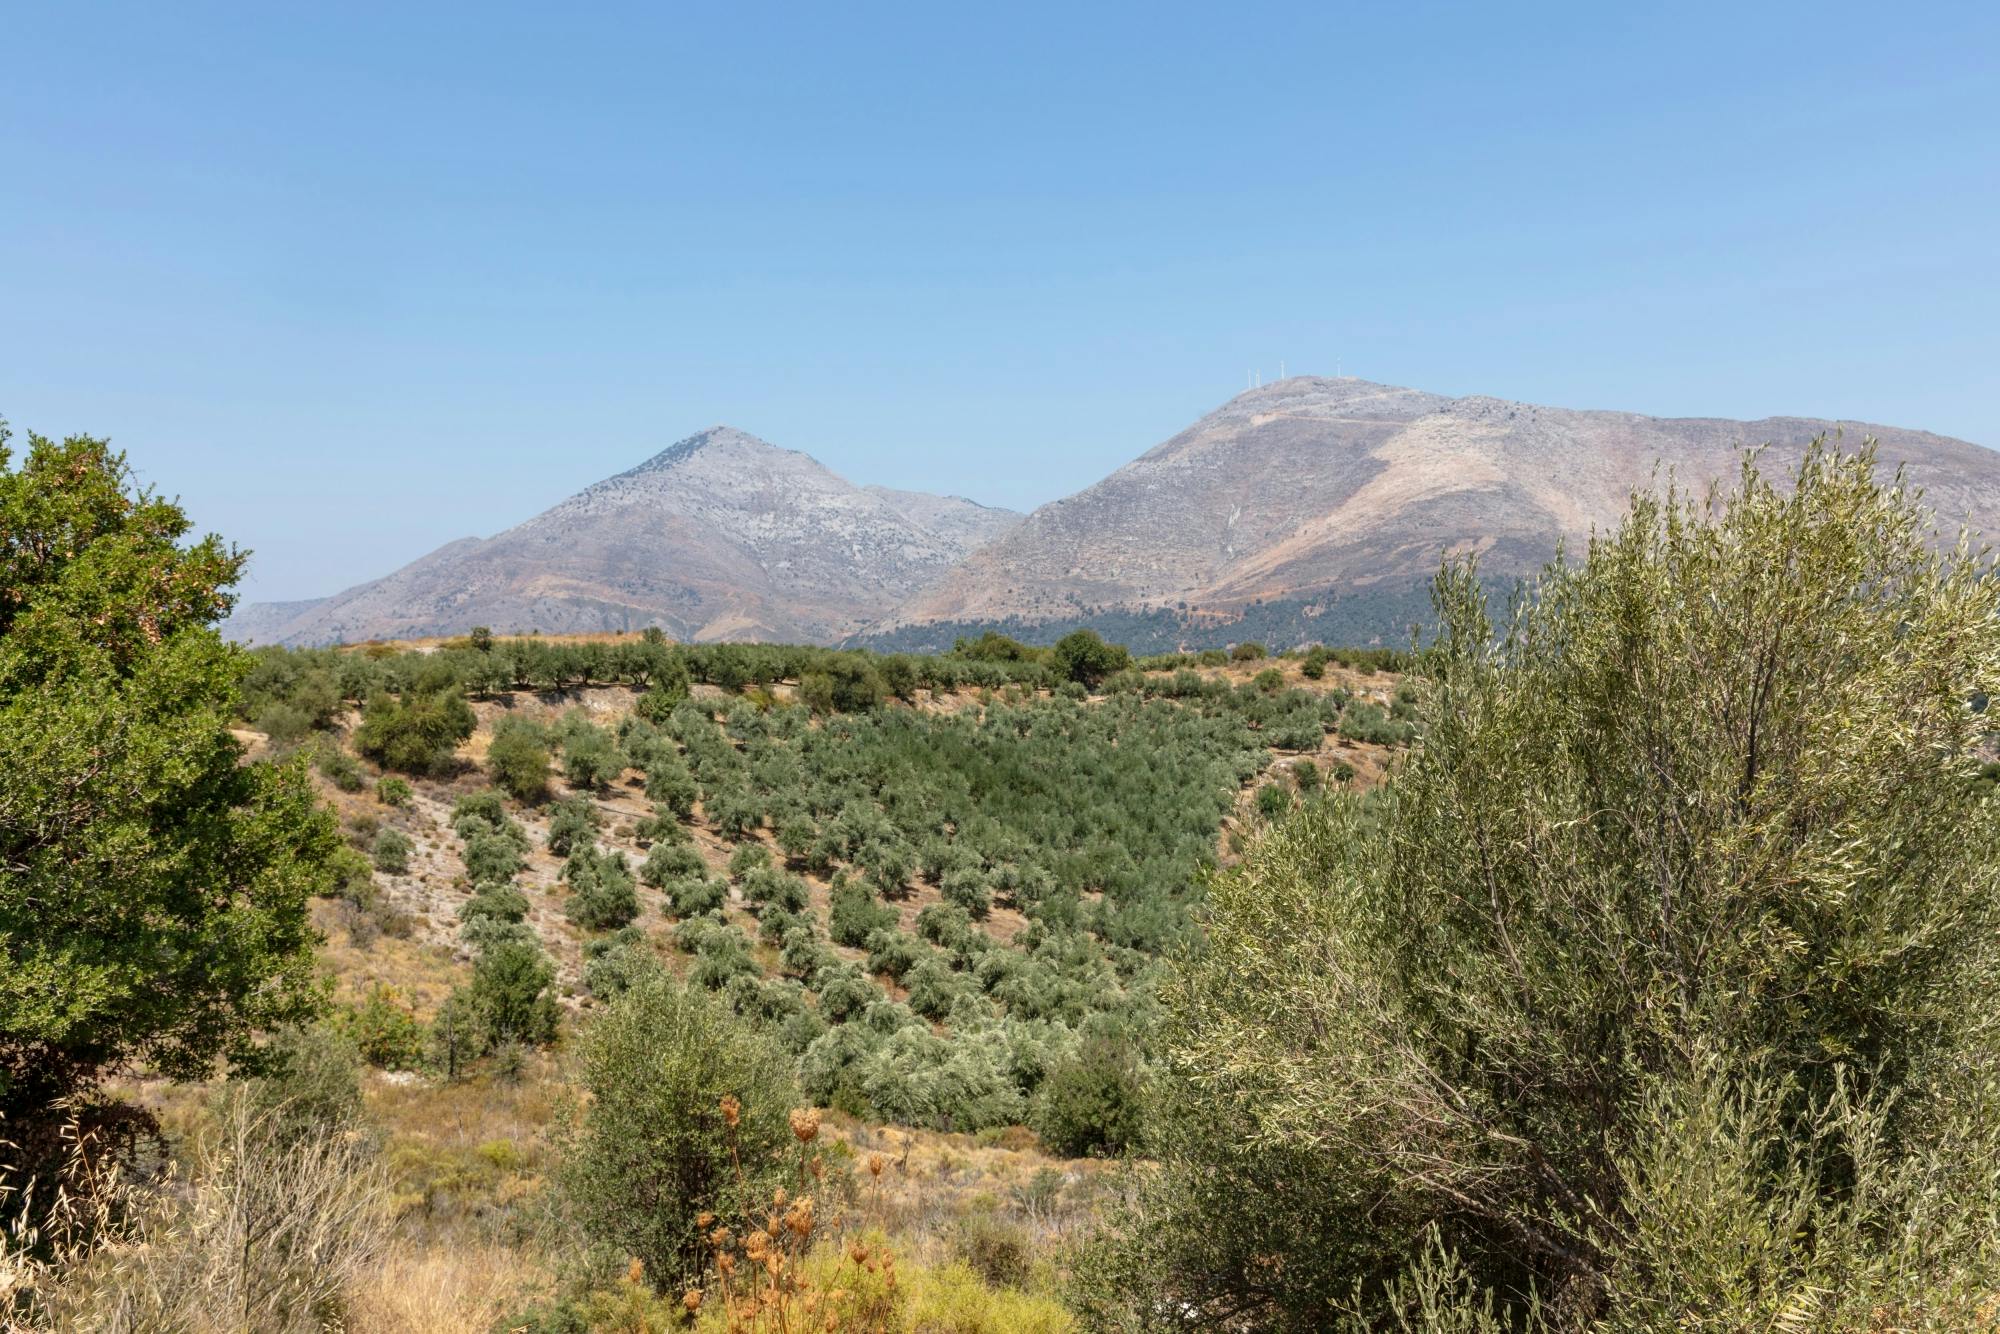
<box><xmin>788</xmin><ymin>1107</ymin><xmax>821</xmax><ymax>1143</ymax></box>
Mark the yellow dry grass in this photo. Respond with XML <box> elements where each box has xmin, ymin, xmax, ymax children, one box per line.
<box><xmin>345</xmin><ymin>1241</ymin><xmax>547</xmax><ymax>1334</ymax></box>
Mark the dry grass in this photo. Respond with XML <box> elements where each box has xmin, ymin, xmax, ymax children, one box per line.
<box><xmin>346</xmin><ymin>1240</ymin><xmax>546</xmax><ymax>1333</ymax></box>
<box><xmin>30</xmin><ymin>1097</ymin><xmax>384</xmax><ymax>1334</ymax></box>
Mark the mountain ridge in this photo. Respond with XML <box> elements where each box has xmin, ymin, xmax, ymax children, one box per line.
<box><xmin>228</xmin><ymin>380</ymin><xmax>2000</xmax><ymax>650</ymax></box>
<box><xmin>880</xmin><ymin>376</ymin><xmax>2000</xmax><ymax>642</ymax></box>
<box><xmin>226</xmin><ymin>427</ymin><xmax>1023</xmax><ymax>646</ymax></box>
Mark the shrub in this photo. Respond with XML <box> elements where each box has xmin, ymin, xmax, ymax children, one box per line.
<box><xmin>954</xmin><ymin>1212</ymin><xmax>1034</xmax><ymax>1289</ymax></box>
<box><xmin>1094</xmin><ymin>446</ymin><xmax>2000</xmax><ymax>1326</ymax></box>
<box><xmin>464</xmin><ymin>937</ymin><xmax>559</xmax><ymax>1050</ymax></box>
<box><xmin>370</xmin><ymin>827</ymin><xmax>412</xmax><ymax>874</ymax></box>
<box><xmin>312</xmin><ymin>740</ymin><xmax>366</xmax><ymax>792</ymax></box>
<box><xmin>488</xmin><ymin>717</ymin><xmax>552</xmax><ymax>802</ymax></box>
<box><xmin>563</xmin><ymin>844</ymin><xmax>640</xmax><ymax>931</ymax></box>
<box><xmin>1229</xmin><ymin>641</ymin><xmax>1267</xmax><ymax>662</ymax></box>
<box><xmin>557</xmin><ymin>977</ymin><xmax>801</xmax><ymax>1288</ymax></box>
<box><xmin>241</xmin><ymin>1021</ymin><xmax>365</xmax><ymax>1138</ymax></box>
<box><xmin>344</xmin><ymin>985</ymin><xmax>426</xmax><ymax>1071</ymax></box>
<box><xmin>546</xmin><ymin>795</ymin><xmax>599</xmax><ymax>856</ymax></box>
<box><xmin>1253</xmin><ymin>781</ymin><xmax>1290</xmax><ymax>820</ymax></box>
<box><xmin>1032</xmin><ymin>1041</ymin><xmax>1146</xmax><ymax>1158</ymax></box>
<box><xmin>374</xmin><ymin>774</ymin><xmax>413</xmax><ymax>807</ymax></box>
<box><xmin>352</xmin><ymin>686</ymin><xmax>474</xmax><ymax>776</ymax></box>
<box><xmin>326</xmin><ymin>844</ymin><xmax>375</xmax><ymax>907</ymax></box>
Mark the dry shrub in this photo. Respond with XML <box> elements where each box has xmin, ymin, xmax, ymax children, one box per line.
<box><xmin>37</xmin><ymin>1094</ymin><xmax>385</xmax><ymax>1332</ymax></box>
<box><xmin>679</xmin><ymin>1100</ymin><xmax>1073</xmax><ymax>1334</ymax></box>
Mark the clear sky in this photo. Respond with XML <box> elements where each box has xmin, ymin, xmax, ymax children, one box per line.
<box><xmin>4</xmin><ymin>2</ymin><xmax>1996</xmax><ymax>601</ymax></box>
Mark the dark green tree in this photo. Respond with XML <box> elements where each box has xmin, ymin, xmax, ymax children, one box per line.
<box><xmin>353</xmin><ymin>683</ymin><xmax>474</xmax><ymax>776</ymax></box>
<box><xmin>0</xmin><ymin>426</ymin><xmax>335</xmax><ymax>1133</ymax></box>
<box><xmin>1051</xmin><ymin>628</ymin><xmax>1130</xmax><ymax>686</ymax></box>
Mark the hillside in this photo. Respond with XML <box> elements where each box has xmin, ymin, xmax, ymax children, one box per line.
<box><xmin>880</xmin><ymin>377</ymin><xmax>2000</xmax><ymax>647</ymax></box>
<box><xmin>225</xmin><ymin>428</ymin><xmax>1022</xmax><ymax>647</ymax></box>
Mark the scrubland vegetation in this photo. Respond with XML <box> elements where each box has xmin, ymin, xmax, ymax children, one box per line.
<box><xmin>5</xmin><ymin>422</ymin><xmax>1997</xmax><ymax>1330</ymax></box>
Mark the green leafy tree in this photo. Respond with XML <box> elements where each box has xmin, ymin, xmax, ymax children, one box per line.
<box><xmin>1032</xmin><ymin>1041</ymin><xmax>1147</xmax><ymax>1157</ymax></box>
<box><xmin>487</xmin><ymin>716</ymin><xmax>552</xmax><ymax>802</ymax></box>
<box><xmin>0</xmin><ymin>426</ymin><xmax>334</xmax><ymax>1133</ymax></box>
<box><xmin>557</xmin><ymin>976</ymin><xmax>801</xmax><ymax>1289</ymax></box>
<box><xmin>799</xmin><ymin>654</ymin><xmax>886</xmax><ymax>714</ymax></box>
<box><xmin>560</xmin><ymin>721</ymin><xmax>624</xmax><ymax>791</ymax></box>
<box><xmin>465</xmin><ymin>937</ymin><xmax>559</xmax><ymax>1049</ymax></box>
<box><xmin>1094</xmin><ymin>446</ymin><xmax>2000</xmax><ymax>1326</ymax></box>
<box><xmin>353</xmin><ymin>683</ymin><xmax>474</xmax><ymax>776</ymax></box>
<box><xmin>563</xmin><ymin>844</ymin><xmax>640</xmax><ymax>931</ymax></box>
<box><xmin>546</xmin><ymin>795</ymin><xmax>599</xmax><ymax>856</ymax></box>
<box><xmin>632</xmin><ymin>641</ymin><xmax>692</xmax><ymax>722</ymax></box>
<box><xmin>1051</xmin><ymin>628</ymin><xmax>1130</xmax><ymax>686</ymax></box>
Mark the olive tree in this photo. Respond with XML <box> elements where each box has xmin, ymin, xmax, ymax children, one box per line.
<box><xmin>557</xmin><ymin>977</ymin><xmax>800</xmax><ymax>1288</ymax></box>
<box><xmin>1090</xmin><ymin>445</ymin><xmax>2000</xmax><ymax>1328</ymax></box>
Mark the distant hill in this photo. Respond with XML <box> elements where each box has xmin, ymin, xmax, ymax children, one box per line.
<box><xmin>229</xmin><ymin>382</ymin><xmax>2000</xmax><ymax>652</ymax></box>
<box><xmin>875</xmin><ymin>377</ymin><xmax>2000</xmax><ymax>649</ymax></box>
<box><xmin>224</xmin><ymin>427</ymin><xmax>1021</xmax><ymax>646</ymax></box>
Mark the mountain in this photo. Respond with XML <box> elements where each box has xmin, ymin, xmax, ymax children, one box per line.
<box><xmin>875</xmin><ymin>377</ymin><xmax>2000</xmax><ymax>650</ymax></box>
<box><xmin>226</xmin><ymin>427</ymin><xmax>1022</xmax><ymax>646</ymax></box>
<box><xmin>229</xmin><ymin>383</ymin><xmax>2000</xmax><ymax>653</ymax></box>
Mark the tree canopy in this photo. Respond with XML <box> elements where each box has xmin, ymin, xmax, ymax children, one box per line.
<box><xmin>0</xmin><ymin>425</ymin><xmax>335</xmax><ymax>1126</ymax></box>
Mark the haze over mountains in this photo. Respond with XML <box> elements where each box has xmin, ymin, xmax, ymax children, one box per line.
<box><xmin>227</xmin><ymin>379</ymin><xmax>2000</xmax><ymax>650</ymax></box>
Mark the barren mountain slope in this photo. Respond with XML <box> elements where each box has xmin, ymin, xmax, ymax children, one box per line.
<box><xmin>864</xmin><ymin>485</ymin><xmax>1023</xmax><ymax>550</ymax></box>
<box><xmin>888</xmin><ymin>377</ymin><xmax>2000</xmax><ymax>633</ymax></box>
<box><xmin>230</xmin><ymin>428</ymin><xmax>1021</xmax><ymax>646</ymax></box>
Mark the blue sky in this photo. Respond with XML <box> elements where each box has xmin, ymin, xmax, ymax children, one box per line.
<box><xmin>4</xmin><ymin>2</ymin><xmax>1996</xmax><ymax>601</ymax></box>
